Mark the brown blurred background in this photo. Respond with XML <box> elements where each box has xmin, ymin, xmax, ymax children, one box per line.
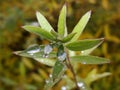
<box><xmin>0</xmin><ymin>0</ymin><xmax>120</xmax><ymax>90</ymax></box>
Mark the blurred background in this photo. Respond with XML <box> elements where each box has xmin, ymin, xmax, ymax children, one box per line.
<box><xmin>0</xmin><ymin>0</ymin><xmax>120</xmax><ymax>90</ymax></box>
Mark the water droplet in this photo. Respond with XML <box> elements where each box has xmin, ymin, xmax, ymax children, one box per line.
<box><xmin>44</xmin><ymin>45</ymin><xmax>53</xmax><ymax>54</ymax></box>
<box><xmin>58</xmin><ymin>52</ymin><xmax>66</xmax><ymax>61</ymax></box>
<box><xmin>61</xmin><ymin>86</ymin><xmax>67</xmax><ymax>90</ymax></box>
<box><xmin>43</xmin><ymin>54</ymin><xmax>49</xmax><ymax>58</ymax></box>
<box><xmin>81</xmin><ymin>51</ymin><xmax>84</xmax><ymax>54</ymax></box>
<box><xmin>82</xmin><ymin>62</ymin><xmax>86</xmax><ymax>64</ymax></box>
<box><xmin>45</xmin><ymin>80</ymin><xmax>49</xmax><ymax>84</ymax></box>
<box><xmin>77</xmin><ymin>82</ymin><xmax>84</xmax><ymax>87</ymax></box>
<box><xmin>27</xmin><ymin>44</ymin><xmax>40</xmax><ymax>55</ymax></box>
<box><xmin>31</xmin><ymin>22</ymin><xmax>39</xmax><ymax>26</ymax></box>
<box><xmin>49</xmin><ymin>74</ymin><xmax>52</xmax><ymax>78</ymax></box>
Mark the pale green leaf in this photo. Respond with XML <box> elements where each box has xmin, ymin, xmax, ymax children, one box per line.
<box><xmin>34</xmin><ymin>58</ymin><xmax>56</xmax><ymax>67</ymax></box>
<box><xmin>85</xmin><ymin>69</ymin><xmax>111</xmax><ymax>85</ymax></box>
<box><xmin>66</xmin><ymin>38</ymin><xmax>104</xmax><ymax>51</ymax></box>
<box><xmin>14</xmin><ymin>45</ymin><xmax>56</xmax><ymax>66</ymax></box>
<box><xmin>71</xmin><ymin>55</ymin><xmax>110</xmax><ymax>64</ymax></box>
<box><xmin>61</xmin><ymin>33</ymin><xmax>76</xmax><ymax>43</ymax></box>
<box><xmin>36</xmin><ymin>11</ymin><xmax>54</xmax><ymax>32</ymax></box>
<box><xmin>58</xmin><ymin>4</ymin><xmax>67</xmax><ymax>37</ymax></box>
<box><xmin>14</xmin><ymin>50</ymin><xmax>56</xmax><ymax>66</ymax></box>
<box><xmin>70</xmin><ymin>11</ymin><xmax>91</xmax><ymax>42</ymax></box>
<box><xmin>22</xmin><ymin>25</ymin><xmax>55</xmax><ymax>41</ymax></box>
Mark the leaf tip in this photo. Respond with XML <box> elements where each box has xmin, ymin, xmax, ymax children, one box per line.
<box><xmin>21</xmin><ymin>26</ymin><xmax>25</xmax><ymax>29</ymax></box>
<box><xmin>13</xmin><ymin>51</ymin><xmax>21</xmax><ymax>55</ymax></box>
<box><xmin>36</xmin><ymin>11</ymin><xmax>40</xmax><ymax>16</ymax></box>
<box><xmin>63</xmin><ymin>3</ymin><xmax>67</xmax><ymax>8</ymax></box>
<box><xmin>99</xmin><ymin>38</ymin><xmax>105</xmax><ymax>43</ymax></box>
<box><xmin>86</xmin><ymin>10</ymin><xmax>92</xmax><ymax>18</ymax></box>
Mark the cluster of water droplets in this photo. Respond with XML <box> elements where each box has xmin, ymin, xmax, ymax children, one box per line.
<box><xmin>26</xmin><ymin>44</ymin><xmax>54</xmax><ymax>58</ymax></box>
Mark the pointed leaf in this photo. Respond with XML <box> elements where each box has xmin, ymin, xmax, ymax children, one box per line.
<box><xmin>58</xmin><ymin>4</ymin><xmax>67</xmax><ymax>37</ymax></box>
<box><xmin>85</xmin><ymin>69</ymin><xmax>111</xmax><ymax>85</ymax></box>
<box><xmin>34</xmin><ymin>58</ymin><xmax>56</xmax><ymax>66</ymax></box>
<box><xmin>66</xmin><ymin>38</ymin><xmax>104</xmax><ymax>51</ymax></box>
<box><xmin>71</xmin><ymin>55</ymin><xmax>110</xmax><ymax>64</ymax></box>
<box><xmin>81</xmin><ymin>39</ymin><xmax>104</xmax><ymax>55</ymax></box>
<box><xmin>44</xmin><ymin>77</ymin><xmax>54</xmax><ymax>90</ymax></box>
<box><xmin>14</xmin><ymin>50</ymin><xmax>56</xmax><ymax>66</ymax></box>
<box><xmin>44</xmin><ymin>75</ymin><xmax>61</xmax><ymax>90</ymax></box>
<box><xmin>61</xmin><ymin>33</ymin><xmax>76</xmax><ymax>43</ymax></box>
<box><xmin>45</xmin><ymin>61</ymin><xmax>66</xmax><ymax>90</ymax></box>
<box><xmin>14</xmin><ymin>45</ymin><xmax>56</xmax><ymax>66</ymax></box>
<box><xmin>36</xmin><ymin>11</ymin><xmax>54</xmax><ymax>32</ymax></box>
<box><xmin>22</xmin><ymin>25</ymin><xmax>55</xmax><ymax>41</ymax></box>
<box><xmin>70</xmin><ymin>11</ymin><xmax>91</xmax><ymax>42</ymax></box>
<box><xmin>52</xmin><ymin>60</ymin><xmax>66</xmax><ymax>81</ymax></box>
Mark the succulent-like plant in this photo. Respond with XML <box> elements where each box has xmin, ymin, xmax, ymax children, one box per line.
<box><xmin>14</xmin><ymin>4</ymin><xmax>110</xmax><ymax>90</ymax></box>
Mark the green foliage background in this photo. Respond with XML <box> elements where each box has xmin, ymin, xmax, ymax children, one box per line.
<box><xmin>0</xmin><ymin>0</ymin><xmax>120</xmax><ymax>90</ymax></box>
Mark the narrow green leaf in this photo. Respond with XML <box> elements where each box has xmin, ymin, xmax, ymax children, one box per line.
<box><xmin>44</xmin><ymin>75</ymin><xmax>61</xmax><ymax>90</ymax></box>
<box><xmin>84</xmin><ymin>69</ymin><xmax>111</xmax><ymax>85</ymax></box>
<box><xmin>45</xmin><ymin>60</ymin><xmax>66</xmax><ymax>90</ymax></box>
<box><xmin>22</xmin><ymin>25</ymin><xmax>55</xmax><ymax>41</ymax></box>
<box><xmin>71</xmin><ymin>55</ymin><xmax>110</xmax><ymax>64</ymax></box>
<box><xmin>58</xmin><ymin>4</ymin><xmax>67</xmax><ymax>37</ymax></box>
<box><xmin>51</xmin><ymin>29</ymin><xmax>58</xmax><ymax>38</ymax></box>
<box><xmin>14</xmin><ymin>50</ymin><xmax>56</xmax><ymax>66</ymax></box>
<box><xmin>14</xmin><ymin>45</ymin><xmax>56</xmax><ymax>66</ymax></box>
<box><xmin>52</xmin><ymin>60</ymin><xmax>66</xmax><ymax>81</ymax></box>
<box><xmin>70</xmin><ymin>11</ymin><xmax>91</xmax><ymax>42</ymax></box>
<box><xmin>36</xmin><ymin>11</ymin><xmax>54</xmax><ymax>32</ymax></box>
<box><xmin>61</xmin><ymin>33</ymin><xmax>76</xmax><ymax>43</ymax></box>
<box><xmin>34</xmin><ymin>58</ymin><xmax>56</xmax><ymax>67</ymax></box>
<box><xmin>81</xmin><ymin>39</ymin><xmax>103</xmax><ymax>55</ymax></box>
<box><xmin>65</xmin><ymin>38</ymin><xmax>104</xmax><ymax>51</ymax></box>
<box><xmin>44</xmin><ymin>77</ymin><xmax>54</xmax><ymax>90</ymax></box>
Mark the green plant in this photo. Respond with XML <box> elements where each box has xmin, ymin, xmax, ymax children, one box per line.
<box><xmin>14</xmin><ymin>4</ymin><xmax>110</xmax><ymax>90</ymax></box>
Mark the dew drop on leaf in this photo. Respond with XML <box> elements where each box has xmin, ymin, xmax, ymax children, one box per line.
<box><xmin>58</xmin><ymin>52</ymin><xmax>66</xmax><ymax>61</ymax></box>
<box><xmin>45</xmin><ymin>80</ymin><xmax>49</xmax><ymax>84</ymax></box>
<box><xmin>77</xmin><ymin>82</ymin><xmax>84</xmax><ymax>87</ymax></box>
<box><xmin>43</xmin><ymin>54</ymin><xmax>49</xmax><ymax>58</ymax></box>
<box><xmin>49</xmin><ymin>74</ymin><xmax>52</xmax><ymax>78</ymax></box>
<box><xmin>44</xmin><ymin>44</ymin><xmax>53</xmax><ymax>54</ymax></box>
<box><xmin>77</xmin><ymin>82</ymin><xmax>88</xmax><ymax>90</ymax></box>
<box><xmin>82</xmin><ymin>62</ymin><xmax>86</xmax><ymax>64</ymax></box>
<box><xmin>26</xmin><ymin>44</ymin><xmax>40</xmax><ymax>55</ymax></box>
<box><xmin>61</xmin><ymin>86</ymin><xmax>67</xmax><ymax>90</ymax></box>
<box><xmin>81</xmin><ymin>51</ymin><xmax>84</xmax><ymax>54</ymax></box>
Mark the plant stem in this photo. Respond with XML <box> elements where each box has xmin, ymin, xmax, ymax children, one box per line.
<box><xmin>65</xmin><ymin>49</ymin><xmax>80</xmax><ymax>90</ymax></box>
